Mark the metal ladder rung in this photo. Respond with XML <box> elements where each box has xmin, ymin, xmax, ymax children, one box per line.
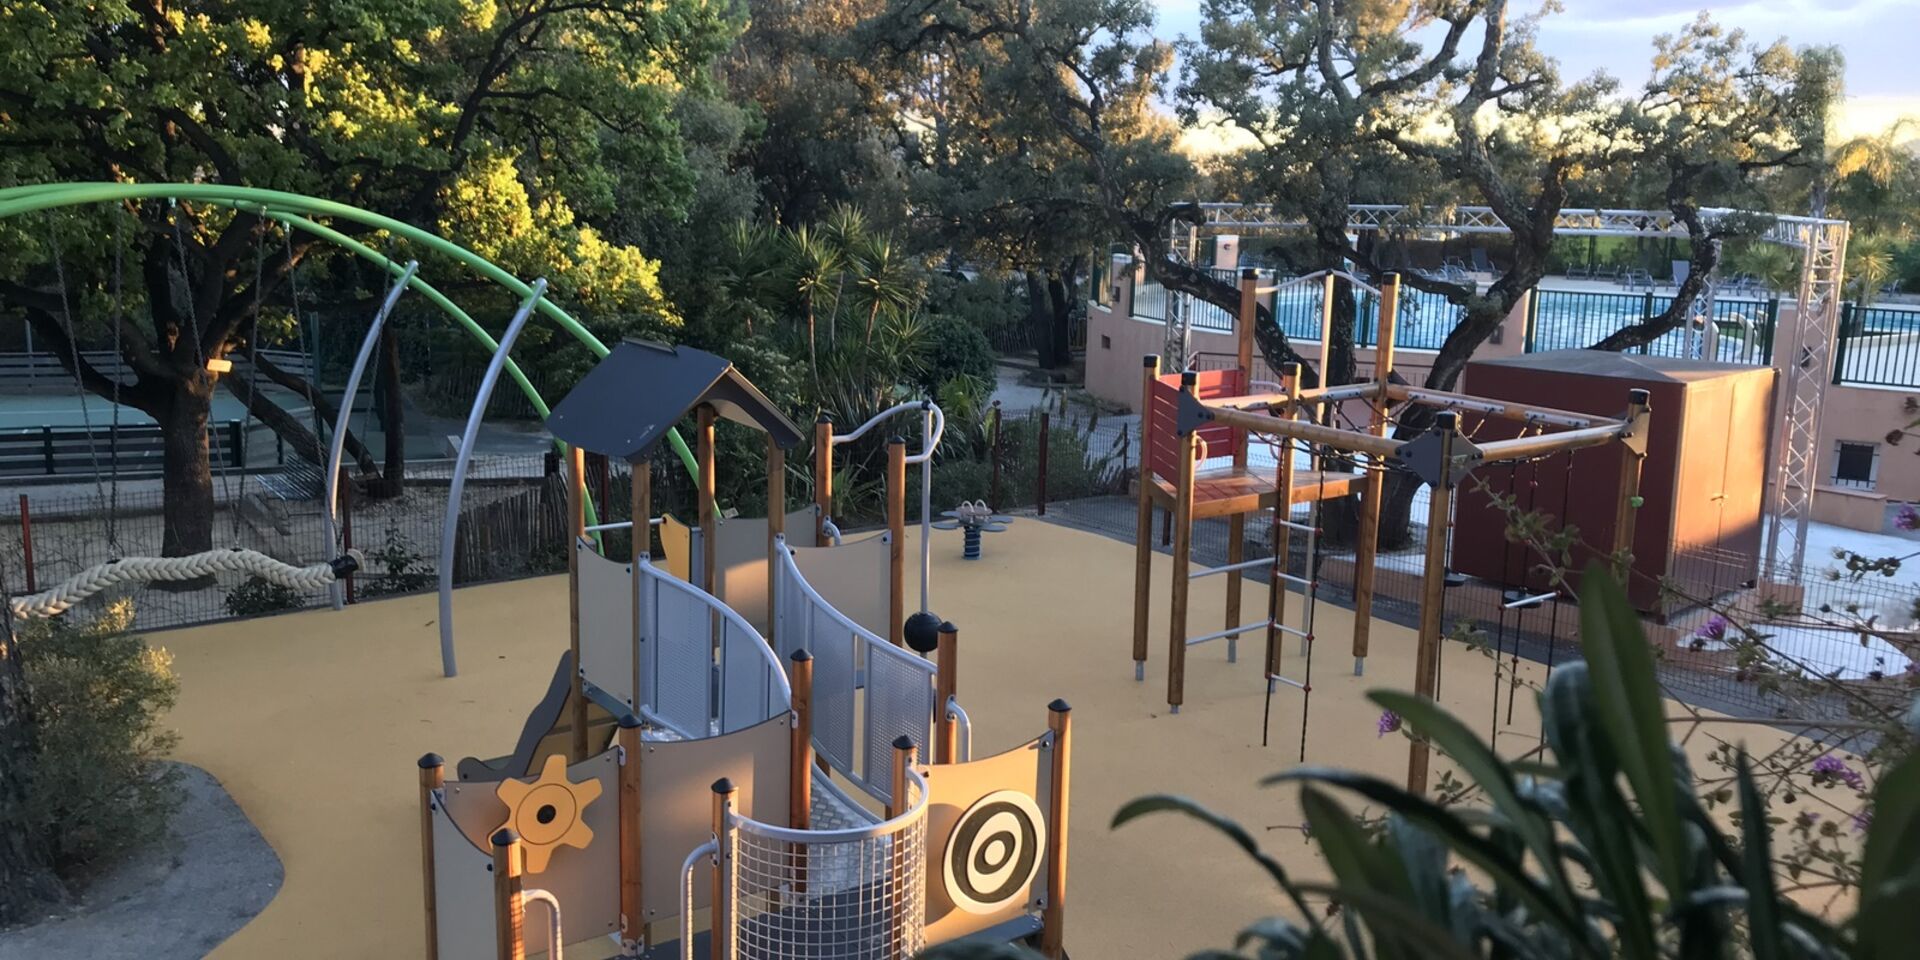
<box><xmin>1271</xmin><ymin>518</ymin><xmax>1317</xmax><ymax>534</ymax></box>
<box><xmin>1191</xmin><ymin>557</ymin><xmax>1274</xmax><ymax>579</ymax></box>
<box><xmin>1271</xmin><ymin>622</ymin><xmax>1309</xmax><ymax>639</ymax></box>
<box><xmin>1273</xmin><ymin>571</ymin><xmax>1312</xmax><ymax>588</ymax></box>
<box><xmin>1186</xmin><ymin>620</ymin><xmax>1274</xmax><ymax>647</ymax></box>
<box><xmin>1266</xmin><ymin>673</ymin><xmax>1306</xmax><ymax>690</ymax></box>
<box><xmin>1502</xmin><ymin>591</ymin><xmax>1559</xmax><ymax>610</ymax></box>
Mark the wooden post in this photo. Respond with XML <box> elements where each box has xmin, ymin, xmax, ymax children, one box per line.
<box><xmin>617</xmin><ymin>714</ymin><xmax>643</xmax><ymax>947</ymax></box>
<box><xmin>710</xmin><ymin>779</ymin><xmax>736</xmax><ymax>960</ymax></box>
<box><xmin>418</xmin><ymin>754</ymin><xmax>444</xmax><ymax>960</ymax></box>
<box><xmin>789</xmin><ymin>651</ymin><xmax>813</xmax><ymax>830</ymax></box>
<box><xmin>567</xmin><ymin>445</ymin><xmax>590</xmax><ymax>762</ymax></box>
<box><xmin>1132</xmin><ymin>354</ymin><xmax>1160</xmax><ymax>681</ymax></box>
<box><xmin>19</xmin><ymin>493</ymin><xmax>36</xmax><ymax>593</ymax></box>
<box><xmin>989</xmin><ymin>402</ymin><xmax>1004</xmax><ymax>510</ymax></box>
<box><xmin>697</xmin><ymin>405</ymin><xmax>718</xmax><ymax>598</ymax></box>
<box><xmin>1612</xmin><ymin>389</ymin><xmax>1651</xmax><ymax>580</ymax></box>
<box><xmin>934</xmin><ymin>622</ymin><xmax>959</xmax><ymax>763</ymax></box>
<box><xmin>766</xmin><ymin>435</ymin><xmax>786</xmax><ymax>643</ymax></box>
<box><xmin>1036</xmin><ymin>411</ymin><xmax>1051</xmax><ymax>515</ymax></box>
<box><xmin>1224</xmin><ymin>271</ymin><xmax>1258</xmax><ymax>647</ymax></box>
<box><xmin>887</xmin><ymin>437</ymin><xmax>907</xmax><ymax>647</ymax></box>
<box><xmin>813</xmin><ymin>414</ymin><xmax>833</xmax><ymax>547</ymax></box>
<box><xmin>1166</xmin><ymin>371</ymin><xmax>1199</xmax><ymax>712</ymax></box>
<box><xmin>1039</xmin><ymin>699</ymin><xmax>1072</xmax><ymax>959</ymax></box>
<box><xmin>886</xmin><ymin>734</ymin><xmax>915</xmax><ymax>820</ymax></box>
<box><xmin>1267</xmin><ymin>364</ymin><xmax>1301</xmax><ymax>681</ymax></box>
<box><xmin>1408</xmin><ymin>412</ymin><xmax>1458</xmax><ymax>794</ymax></box>
<box><xmin>339</xmin><ymin>468</ymin><xmax>356</xmax><ymax>603</ymax></box>
<box><xmin>491</xmin><ymin>829</ymin><xmax>527</xmax><ymax>960</ymax></box>
<box><xmin>1350</xmin><ymin>273</ymin><xmax>1398</xmax><ymax>675</ymax></box>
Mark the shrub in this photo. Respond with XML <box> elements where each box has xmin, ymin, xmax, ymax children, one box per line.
<box><xmin>14</xmin><ymin>601</ymin><xmax>181</xmax><ymax>879</ymax></box>
<box><xmin>356</xmin><ymin>525</ymin><xmax>435</xmax><ymax>599</ymax></box>
<box><xmin>915</xmin><ymin>314</ymin><xmax>996</xmax><ymax>395</ymax></box>
<box><xmin>224</xmin><ymin>575</ymin><xmax>303</xmax><ymax>617</ymax></box>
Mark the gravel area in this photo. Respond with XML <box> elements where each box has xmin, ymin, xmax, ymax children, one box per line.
<box><xmin>0</xmin><ymin>763</ymin><xmax>282</xmax><ymax>960</ymax></box>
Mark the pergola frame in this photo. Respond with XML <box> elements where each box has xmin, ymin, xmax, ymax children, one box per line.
<box><xmin>1157</xmin><ymin>200</ymin><xmax>1849</xmax><ymax>580</ymax></box>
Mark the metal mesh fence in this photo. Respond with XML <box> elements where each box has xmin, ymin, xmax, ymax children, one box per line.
<box><xmin>729</xmin><ymin>774</ymin><xmax>928</xmax><ymax>960</ymax></box>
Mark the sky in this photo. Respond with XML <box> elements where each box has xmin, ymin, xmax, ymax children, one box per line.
<box><xmin>1152</xmin><ymin>0</ymin><xmax>1919</xmax><ymax>139</ymax></box>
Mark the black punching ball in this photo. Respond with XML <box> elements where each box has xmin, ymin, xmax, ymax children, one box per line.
<box><xmin>904</xmin><ymin>611</ymin><xmax>943</xmax><ymax>653</ymax></box>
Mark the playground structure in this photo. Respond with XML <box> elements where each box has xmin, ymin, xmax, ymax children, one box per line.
<box><xmin>1134</xmin><ymin>269</ymin><xmax>1654</xmax><ymax>791</ymax></box>
<box><xmin>420</xmin><ymin>341</ymin><xmax>1070</xmax><ymax>960</ymax></box>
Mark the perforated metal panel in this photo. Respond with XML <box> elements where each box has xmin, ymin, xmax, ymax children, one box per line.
<box><xmin>651</xmin><ymin>576</ymin><xmax>713</xmax><ymax>738</ymax></box>
<box><xmin>811</xmin><ymin>606</ymin><xmax>857</xmax><ymax>775</ymax></box>
<box><xmin>720</xmin><ymin>619</ymin><xmax>775</xmax><ymax>733</ymax></box>
<box><xmin>862</xmin><ymin>644</ymin><xmax>935</xmax><ymax>801</ymax></box>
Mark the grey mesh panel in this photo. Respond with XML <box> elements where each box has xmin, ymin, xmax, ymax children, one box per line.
<box><xmin>652</xmin><ymin>576</ymin><xmax>713</xmax><ymax>737</ymax></box>
<box><xmin>719</xmin><ymin>618</ymin><xmax>773</xmax><ymax>733</ymax></box>
<box><xmin>811</xmin><ymin>606</ymin><xmax>857</xmax><ymax>775</ymax></box>
<box><xmin>861</xmin><ymin>642</ymin><xmax>935</xmax><ymax>801</ymax></box>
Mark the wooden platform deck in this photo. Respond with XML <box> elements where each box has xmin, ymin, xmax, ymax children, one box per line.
<box><xmin>1148</xmin><ymin>465</ymin><xmax>1360</xmax><ymax>519</ymax></box>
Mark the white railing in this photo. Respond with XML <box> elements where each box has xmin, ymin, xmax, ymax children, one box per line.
<box><xmin>771</xmin><ymin>535</ymin><xmax>935</xmax><ymax>800</ymax></box>
<box><xmin>728</xmin><ymin>770</ymin><xmax>930</xmax><ymax>960</ymax></box>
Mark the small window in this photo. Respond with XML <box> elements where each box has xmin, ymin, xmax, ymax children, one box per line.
<box><xmin>1100</xmin><ymin>335</ymin><xmax>1111</xmax><ymax>350</ymax></box>
<box><xmin>1833</xmin><ymin>441</ymin><xmax>1879</xmax><ymax>489</ymax></box>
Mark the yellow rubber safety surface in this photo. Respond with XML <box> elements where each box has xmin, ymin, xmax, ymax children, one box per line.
<box><xmin>152</xmin><ymin>517</ymin><xmax>1812</xmax><ymax>959</ymax></box>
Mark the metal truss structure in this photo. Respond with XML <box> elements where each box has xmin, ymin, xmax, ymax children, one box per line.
<box><xmin>1160</xmin><ymin>201</ymin><xmax>1850</xmax><ymax>579</ymax></box>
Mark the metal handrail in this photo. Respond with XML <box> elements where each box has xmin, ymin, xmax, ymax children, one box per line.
<box><xmin>522</xmin><ymin>888</ymin><xmax>564</xmax><ymax>960</ymax></box>
<box><xmin>946</xmin><ymin>696</ymin><xmax>972</xmax><ymax>763</ymax></box>
<box><xmin>730</xmin><ymin>768</ymin><xmax>929</xmax><ymax>844</ymax></box>
<box><xmin>680</xmin><ymin>838</ymin><xmax>719</xmax><ymax>960</ymax></box>
<box><xmin>828</xmin><ymin>401</ymin><xmax>946</xmax><ymax>614</ymax></box>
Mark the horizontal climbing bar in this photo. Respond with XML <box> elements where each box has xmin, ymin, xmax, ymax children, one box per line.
<box><xmin>1272</xmin><ymin>570</ymin><xmax>1313</xmax><ymax>588</ymax></box>
<box><xmin>1189</xmin><ymin>402</ymin><xmax>1402</xmax><ymax>458</ymax></box>
<box><xmin>1382</xmin><ymin>384</ymin><xmax>1610</xmax><ymax>429</ymax></box>
<box><xmin>1477</xmin><ymin>423</ymin><xmax>1631</xmax><ymax>462</ymax></box>
<box><xmin>1191</xmin><ymin>557</ymin><xmax>1276</xmax><ymax>579</ymax></box>
<box><xmin>1186</xmin><ymin>620</ymin><xmax>1275</xmax><ymax>646</ymax></box>
<box><xmin>1271</xmin><ymin>518</ymin><xmax>1318</xmax><ymax>534</ymax></box>
<box><xmin>1272</xmin><ymin>622</ymin><xmax>1310</xmax><ymax>639</ymax></box>
<box><xmin>1267</xmin><ymin>673</ymin><xmax>1307</xmax><ymax>690</ymax></box>
<box><xmin>1503</xmin><ymin>591</ymin><xmax>1560</xmax><ymax>610</ymax></box>
<box><xmin>582</xmin><ymin>518</ymin><xmax>664</xmax><ymax>534</ymax></box>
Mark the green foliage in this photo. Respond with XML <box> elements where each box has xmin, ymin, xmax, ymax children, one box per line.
<box><xmin>357</xmin><ymin>525</ymin><xmax>435</xmax><ymax>599</ymax></box>
<box><xmin>224</xmin><ymin>576</ymin><xmax>305</xmax><ymax>617</ymax></box>
<box><xmin>12</xmin><ymin>603</ymin><xmax>181</xmax><ymax>879</ymax></box>
<box><xmin>1097</xmin><ymin>568</ymin><xmax>1920</xmax><ymax>959</ymax></box>
<box><xmin>915</xmin><ymin>316</ymin><xmax>995</xmax><ymax>395</ymax></box>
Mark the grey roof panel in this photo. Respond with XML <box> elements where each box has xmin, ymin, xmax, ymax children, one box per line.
<box><xmin>546</xmin><ymin>339</ymin><xmax>803</xmax><ymax>461</ymax></box>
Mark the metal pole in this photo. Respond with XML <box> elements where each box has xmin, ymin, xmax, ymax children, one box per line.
<box><xmin>436</xmin><ymin>279</ymin><xmax>547</xmax><ymax>678</ymax></box>
<box><xmin>325</xmin><ymin>260</ymin><xmax>417</xmax><ymax>610</ymax></box>
<box><xmin>920</xmin><ymin>401</ymin><xmax>934</xmax><ymax>614</ymax></box>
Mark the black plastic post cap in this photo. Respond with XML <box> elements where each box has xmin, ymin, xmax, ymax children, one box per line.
<box><xmin>418</xmin><ymin>752</ymin><xmax>444</xmax><ymax>769</ymax></box>
<box><xmin>1435</xmin><ymin>411</ymin><xmax>1459</xmax><ymax>431</ymax></box>
<box><xmin>790</xmin><ymin>648</ymin><xmax>813</xmax><ymax>663</ymax></box>
<box><xmin>1181</xmin><ymin>369</ymin><xmax>1198</xmax><ymax>385</ymax></box>
<box><xmin>1048</xmin><ymin>698</ymin><xmax>1072</xmax><ymax>713</ymax></box>
<box><xmin>816</xmin><ymin>411</ymin><xmax>833</xmax><ymax>424</ymax></box>
<box><xmin>491</xmin><ymin>828</ymin><xmax>520</xmax><ymax>848</ymax></box>
<box><xmin>937</xmin><ymin>621</ymin><xmax>957</xmax><ymax>634</ymax></box>
<box><xmin>1241</xmin><ymin>267</ymin><xmax>1258</xmax><ymax>278</ymax></box>
<box><xmin>1629</xmin><ymin>387</ymin><xmax>1651</xmax><ymax>404</ymax></box>
<box><xmin>892</xmin><ymin>734</ymin><xmax>916</xmax><ymax>751</ymax></box>
<box><xmin>617</xmin><ymin>712</ymin><xmax>643</xmax><ymax>729</ymax></box>
<box><xmin>888</xmin><ymin>435</ymin><xmax>906</xmax><ymax>446</ymax></box>
<box><xmin>712</xmin><ymin>777</ymin><xmax>735</xmax><ymax>794</ymax></box>
<box><xmin>1142</xmin><ymin>354</ymin><xmax>1159</xmax><ymax>367</ymax></box>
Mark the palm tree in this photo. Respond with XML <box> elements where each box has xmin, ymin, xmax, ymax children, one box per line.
<box><xmin>1813</xmin><ymin>117</ymin><xmax>1917</xmax><ymax>219</ymax></box>
<box><xmin>784</xmin><ymin>225</ymin><xmax>841</xmax><ymax>387</ymax></box>
<box><xmin>850</xmin><ymin>234</ymin><xmax>919</xmax><ymax>347</ymax></box>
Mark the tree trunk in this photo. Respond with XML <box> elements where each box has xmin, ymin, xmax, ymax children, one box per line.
<box><xmin>367</xmin><ymin>324</ymin><xmax>407</xmax><ymax>499</ymax></box>
<box><xmin>0</xmin><ymin>602</ymin><xmax>66</xmax><ymax>924</ymax></box>
<box><xmin>1042</xmin><ymin>263</ymin><xmax>1077</xmax><ymax>369</ymax></box>
<box><xmin>1025</xmin><ymin>271</ymin><xmax>1059</xmax><ymax>368</ymax></box>
<box><xmin>159</xmin><ymin>380</ymin><xmax>216</xmax><ymax>560</ymax></box>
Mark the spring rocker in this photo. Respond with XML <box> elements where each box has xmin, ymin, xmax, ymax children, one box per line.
<box><xmin>420</xmin><ymin>340</ymin><xmax>1071</xmax><ymax>960</ymax></box>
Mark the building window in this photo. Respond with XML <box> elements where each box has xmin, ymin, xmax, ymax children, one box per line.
<box><xmin>1100</xmin><ymin>335</ymin><xmax>1111</xmax><ymax>350</ymax></box>
<box><xmin>1832</xmin><ymin>440</ymin><xmax>1879</xmax><ymax>490</ymax></box>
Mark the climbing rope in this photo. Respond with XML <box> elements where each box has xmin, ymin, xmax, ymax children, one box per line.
<box><xmin>9</xmin><ymin>548</ymin><xmax>362</xmax><ymax>619</ymax></box>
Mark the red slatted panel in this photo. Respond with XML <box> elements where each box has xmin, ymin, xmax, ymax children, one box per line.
<box><xmin>1145</xmin><ymin>369</ymin><xmax>1245</xmax><ymax>486</ymax></box>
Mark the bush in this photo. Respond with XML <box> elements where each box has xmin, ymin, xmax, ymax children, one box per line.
<box><xmin>914</xmin><ymin>314</ymin><xmax>995</xmax><ymax>395</ymax></box>
<box><xmin>224</xmin><ymin>575</ymin><xmax>303</xmax><ymax>617</ymax></box>
<box><xmin>14</xmin><ymin>601</ymin><xmax>181</xmax><ymax>879</ymax></box>
<box><xmin>356</xmin><ymin>525</ymin><xmax>435</xmax><ymax>599</ymax></box>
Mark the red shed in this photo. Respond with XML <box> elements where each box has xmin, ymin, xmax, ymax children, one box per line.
<box><xmin>1450</xmin><ymin>350</ymin><xmax>1777</xmax><ymax>616</ymax></box>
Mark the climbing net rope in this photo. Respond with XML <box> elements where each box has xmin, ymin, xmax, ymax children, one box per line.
<box><xmin>9</xmin><ymin>548</ymin><xmax>361</xmax><ymax>620</ymax></box>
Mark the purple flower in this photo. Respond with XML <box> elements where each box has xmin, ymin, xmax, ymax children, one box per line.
<box><xmin>1897</xmin><ymin>505</ymin><xmax>1920</xmax><ymax>532</ymax></box>
<box><xmin>1811</xmin><ymin>753</ymin><xmax>1866</xmax><ymax>791</ymax></box>
<box><xmin>1853</xmin><ymin>810</ymin><xmax>1873</xmax><ymax>833</ymax></box>
<box><xmin>1692</xmin><ymin>616</ymin><xmax>1730</xmax><ymax>643</ymax></box>
<box><xmin>1377</xmin><ymin>710</ymin><xmax>1402</xmax><ymax>737</ymax></box>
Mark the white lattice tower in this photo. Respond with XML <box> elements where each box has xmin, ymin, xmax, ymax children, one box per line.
<box><xmin>1766</xmin><ymin>220</ymin><xmax>1849</xmax><ymax>581</ymax></box>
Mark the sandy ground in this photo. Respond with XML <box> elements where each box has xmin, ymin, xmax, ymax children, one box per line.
<box><xmin>52</xmin><ymin>517</ymin><xmax>1815</xmax><ymax>958</ymax></box>
<box><xmin>0</xmin><ymin>764</ymin><xmax>282</xmax><ymax>960</ymax></box>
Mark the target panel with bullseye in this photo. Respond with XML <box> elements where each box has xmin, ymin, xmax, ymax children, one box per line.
<box><xmin>941</xmin><ymin>790</ymin><xmax>1046</xmax><ymax>914</ymax></box>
